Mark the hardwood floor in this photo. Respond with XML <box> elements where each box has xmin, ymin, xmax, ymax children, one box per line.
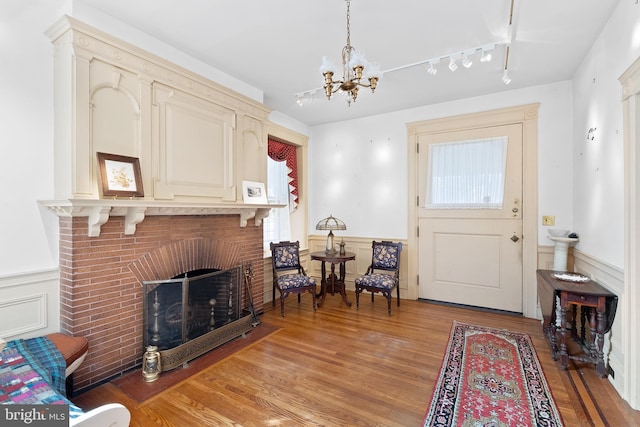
<box><xmin>73</xmin><ymin>294</ymin><xmax>640</xmax><ymax>426</ymax></box>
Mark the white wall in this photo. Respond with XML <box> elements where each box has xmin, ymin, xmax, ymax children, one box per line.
<box><xmin>572</xmin><ymin>1</ymin><xmax>640</xmax><ymax>269</ymax></box>
<box><xmin>309</xmin><ymin>81</ymin><xmax>574</xmax><ymax>245</ymax></box>
<box><xmin>570</xmin><ymin>0</ymin><xmax>640</xmax><ymax>406</ymax></box>
<box><xmin>0</xmin><ymin>0</ymin><xmax>70</xmax><ymax>276</ymax></box>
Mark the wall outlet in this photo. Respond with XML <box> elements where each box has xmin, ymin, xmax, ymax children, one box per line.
<box><xmin>542</xmin><ymin>215</ymin><xmax>555</xmax><ymax>226</ymax></box>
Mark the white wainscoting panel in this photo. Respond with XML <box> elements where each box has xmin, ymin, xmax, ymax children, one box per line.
<box><xmin>573</xmin><ymin>249</ymin><xmax>624</xmax><ymax>397</ymax></box>
<box><xmin>0</xmin><ymin>269</ymin><xmax>60</xmax><ymax>339</ymax></box>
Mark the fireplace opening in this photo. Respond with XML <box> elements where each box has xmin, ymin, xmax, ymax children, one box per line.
<box><xmin>142</xmin><ymin>265</ymin><xmax>254</xmax><ymax>371</ymax></box>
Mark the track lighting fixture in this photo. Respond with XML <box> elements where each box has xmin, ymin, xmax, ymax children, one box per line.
<box><xmin>502</xmin><ymin>69</ymin><xmax>512</xmax><ymax>85</ymax></box>
<box><xmin>461</xmin><ymin>53</ymin><xmax>473</xmax><ymax>68</ymax></box>
<box><xmin>427</xmin><ymin>60</ymin><xmax>439</xmax><ymax>75</ymax></box>
<box><xmin>448</xmin><ymin>55</ymin><xmax>459</xmax><ymax>72</ymax></box>
<box><xmin>480</xmin><ymin>49</ymin><xmax>492</xmax><ymax>63</ymax></box>
<box><xmin>295</xmin><ymin>90</ymin><xmax>318</xmax><ymax>106</ymax></box>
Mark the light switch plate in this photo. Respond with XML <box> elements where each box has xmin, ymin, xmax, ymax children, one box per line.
<box><xmin>542</xmin><ymin>215</ymin><xmax>555</xmax><ymax>226</ymax></box>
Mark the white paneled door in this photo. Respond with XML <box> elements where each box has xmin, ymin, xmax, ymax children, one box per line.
<box><xmin>417</xmin><ymin>124</ymin><xmax>523</xmax><ymax>312</ymax></box>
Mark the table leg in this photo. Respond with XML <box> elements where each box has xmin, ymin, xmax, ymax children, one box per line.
<box><xmin>595</xmin><ymin>309</ymin><xmax>607</xmax><ymax>377</ymax></box>
<box><xmin>571</xmin><ymin>305</ymin><xmax>578</xmax><ymax>341</ymax></box>
<box><xmin>318</xmin><ymin>261</ymin><xmax>328</xmax><ymax>307</ymax></box>
<box><xmin>549</xmin><ymin>321</ymin><xmax>558</xmax><ymax>360</ymax></box>
<box><xmin>329</xmin><ymin>262</ymin><xmax>336</xmax><ymax>295</ymax></box>
<box><xmin>338</xmin><ymin>261</ymin><xmax>352</xmax><ymax>307</ymax></box>
<box><xmin>559</xmin><ymin>303</ymin><xmax>569</xmax><ymax>370</ymax></box>
<box><xmin>549</xmin><ymin>295</ymin><xmax>558</xmax><ymax>360</ymax></box>
<box><xmin>587</xmin><ymin>308</ymin><xmax>597</xmax><ymax>360</ymax></box>
<box><xmin>580</xmin><ymin>306</ymin><xmax>587</xmax><ymax>344</ymax></box>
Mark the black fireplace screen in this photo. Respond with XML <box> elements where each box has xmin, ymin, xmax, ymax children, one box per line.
<box><xmin>143</xmin><ymin>266</ymin><xmax>242</xmax><ymax>351</ymax></box>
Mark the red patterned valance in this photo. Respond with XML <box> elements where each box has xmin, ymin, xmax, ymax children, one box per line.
<box><xmin>268</xmin><ymin>137</ymin><xmax>298</xmax><ymax>210</ymax></box>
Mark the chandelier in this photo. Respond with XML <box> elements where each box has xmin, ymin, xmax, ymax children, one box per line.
<box><xmin>319</xmin><ymin>0</ymin><xmax>381</xmax><ymax>105</ymax></box>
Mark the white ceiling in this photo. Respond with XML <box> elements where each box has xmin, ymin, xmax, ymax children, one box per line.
<box><xmin>76</xmin><ymin>0</ymin><xmax>619</xmax><ymax>127</ymax></box>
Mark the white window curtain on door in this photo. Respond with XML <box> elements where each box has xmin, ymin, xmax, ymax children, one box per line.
<box><xmin>426</xmin><ymin>136</ymin><xmax>508</xmax><ymax>209</ymax></box>
<box><xmin>263</xmin><ymin>157</ymin><xmax>292</xmax><ymax>252</ymax></box>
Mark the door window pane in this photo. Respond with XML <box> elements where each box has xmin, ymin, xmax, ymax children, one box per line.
<box><xmin>426</xmin><ymin>137</ymin><xmax>507</xmax><ymax>209</ymax></box>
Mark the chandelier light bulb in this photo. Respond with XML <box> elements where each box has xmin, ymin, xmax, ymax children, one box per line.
<box><xmin>366</xmin><ymin>62</ymin><xmax>382</xmax><ymax>93</ymax></box>
<box><xmin>319</xmin><ymin>56</ymin><xmax>338</xmax><ymax>75</ymax></box>
<box><xmin>349</xmin><ymin>50</ymin><xmax>368</xmax><ymax>69</ymax></box>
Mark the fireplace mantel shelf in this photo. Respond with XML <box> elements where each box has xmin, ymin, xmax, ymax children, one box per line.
<box><xmin>39</xmin><ymin>199</ymin><xmax>280</xmax><ymax>237</ymax></box>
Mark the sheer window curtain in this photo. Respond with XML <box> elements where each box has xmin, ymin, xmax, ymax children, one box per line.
<box><xmin>426</xmin><ymin>137</ymin><xmax>508</xmax><ymax>209</ymax></box>
<box><xmin>263</xmin><ymin>158</ymin><xmax>292</xmax><ymax>252</ymax></box>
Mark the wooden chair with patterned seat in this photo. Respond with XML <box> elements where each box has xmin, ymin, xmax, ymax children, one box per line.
<box><xmin>270</xmin><ymin>241</ymin><xmax>317</xmax><ymax>316</ymax></box>
<box><xmin>354</xmin><ymin>240</ymin><xmax>403</xmax><ymax>315</ymax></box>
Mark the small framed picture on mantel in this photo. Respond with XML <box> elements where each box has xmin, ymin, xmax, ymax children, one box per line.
<box><xmin>242</xmin><ymin>180</ymin><xmax>268</xmax><ymax>204</ymax></box>
<box><xmin>97</xmin><ymin>152</ymin><xmax>144</xmax><ymax>198</ymax></box>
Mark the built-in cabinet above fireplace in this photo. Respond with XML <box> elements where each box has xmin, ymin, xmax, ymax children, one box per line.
<box><xmin>42</xmin><ymin>16</ymin><xmax>274</xmax><ymax>235</ymax></box>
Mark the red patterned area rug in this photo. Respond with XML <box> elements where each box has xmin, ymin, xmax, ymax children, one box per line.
<box><xmin>423</xmin><ymin>322</ymin><xmax>563</xmax><ymax>427</ymax></box>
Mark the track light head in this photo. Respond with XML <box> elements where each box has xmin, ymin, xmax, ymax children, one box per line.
<box><xmin>448</xmin><ymin>56</ymin><xmax>459</xmax><ymax>72</ymax></box>
<box><xmin>480</xmin><ymin>43</ymin><xmax>496</xmax><ymax>63</ymax></box>
<box><xmin>461</xmin><ymin>53</ymin><xmax>472</xmax><ymax>68</ymax></box>
<box><xmin>427</xmin><ymin>59</ymin><xmax>439</xmax><ymax>75</ymax></box>
<box><xmin>502</xmin><ymin>69</ymin><xmax>512</xmax><ymax>85</ymax></box>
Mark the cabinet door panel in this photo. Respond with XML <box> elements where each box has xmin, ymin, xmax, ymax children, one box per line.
<box><xmin>153</xmin><ymin>84</ymin><xmax>236</xmax><ymax>200</ymax></box>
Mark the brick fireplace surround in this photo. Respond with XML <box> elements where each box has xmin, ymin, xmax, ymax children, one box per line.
<box><xmin>59</xmin><ymin>214</ymin><xmax>264</xmax><ymax>392</ymax></box>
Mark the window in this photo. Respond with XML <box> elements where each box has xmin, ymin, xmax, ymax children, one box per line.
<box><xmin>426</xmin><ymin>136</ymin><xmax>507</xmax><ymax>209</ymax></box>
<box><xmin>263</xmin><ymin>157</ymin><xmax>292</xmax><ymax>251</ymax></box>
<box><xmin>263</xmin><ymin>138</ymin><xmax>299</xmax><ymax>253</ymax></box>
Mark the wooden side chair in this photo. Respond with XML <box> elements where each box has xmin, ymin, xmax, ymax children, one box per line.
<box><xmin>270</xmin><ymin>241</ymin><xmax>317</xmax><ymax>316</ymax></box>
<box><xmin>355</xmin><ymin>241</ymin><xmax>403</xmax><ymax>315</ymax></box>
